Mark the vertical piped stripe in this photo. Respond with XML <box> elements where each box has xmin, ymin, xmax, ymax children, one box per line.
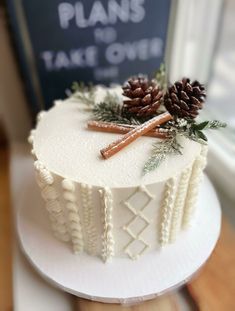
<box><xmin>62</xmin><ymin>179</ymin><xmax>84</xmax><ymax>253</ymax></box>
<box><xmin>169</xmin><ymin>167</ymin><xmax>192</xmax><ymax>242</ymax></box>
<box><xmin>99</xmin><ymin>187</ymin><xmax>114</xmax><ymax>262</ymax></box>
<box><xmin>182</xmin><ymin>146</ymin><xmax>208</xmax><ymax>228</ymax></box>
<box><xmin>81</xmin><ymin>183</ymin><xmax>97</xmax><ymax>255</ymax></box>
<box><xmin>34</xmin><ymin>161</ymin><xmax>70</xmax><ymax>242</ymax></box>
<box><xmin>159</xmin><ymin>178</ymin><xmax>176</xmax><ymax>247</ymax></box>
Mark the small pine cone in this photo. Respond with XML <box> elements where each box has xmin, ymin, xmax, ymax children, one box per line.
<box><xmin>122</xmin><ymin>76</ymin><xmax>163</xmax><ymax>117</ymax></box>
<box><xmin>164</xmin><ymin>78</ymin><xmax>206</xmax><ymax>119</ymax></box>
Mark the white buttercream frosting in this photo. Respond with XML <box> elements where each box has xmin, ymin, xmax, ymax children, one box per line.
<box><xmin>182</xmin><ymin>146</ymin><xmax>208</xmax><ymax>228</ymax></box>
<box><xmin>99</xmin><ymin>187</ymin><xmax>114</xmax><ymax>262</ymax></box>
<box><xmin>159</xmin><ymin>178</ymin><xmax>176</xmax><ymax>246</ymax></box>
<box><xmin>30</xmin><ymin>86</ymin><xmax>207</xmax><ymax>261</ymax></box>
<box><xmin>170</xmin><ymin>167</ymin><xmax>192</xmax><ymax>242</ymax></box>
<box><xmin>62</xmin><ymin>179</ymin><xmax>84</xmax><ymax>253</ymax></box>
<box><xmin>81</xmin><ymin>183</ymin><xmax>97</xmax><ymax>255</ymax></box>
<box><xmin>122</xmin><ymin>185</ymin><xmax>154</xmax><ymax>260</ymax></box>
<box><xmin>28</xmin><ymin>129</ymin><xmax>35</xmax><ymax>145</ymax></box>
<box><xmin>34</xmin><ymin>161</ymin><xmax>70</xmax><ymax>242</ymax></box>
<box><xmin>37</xmin><ymin>110</ymin><xmax>46</xmax><ymax>122</ymax></box>
<box><xmin>33</xmin><ymin>86</ymin><xmax>201</xmax><ymax>188</ymax></box>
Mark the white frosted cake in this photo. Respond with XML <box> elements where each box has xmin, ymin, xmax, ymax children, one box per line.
<box><xmin>28</xmin><ymin>82</ymin><xmax>212</xmax><ymax>262</ymax></box>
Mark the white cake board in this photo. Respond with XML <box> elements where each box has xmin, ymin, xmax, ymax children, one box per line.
<box><xmin>17</xmin><ymin>175</ymin><xmax>221</xmax><ymax>304</ymax></box>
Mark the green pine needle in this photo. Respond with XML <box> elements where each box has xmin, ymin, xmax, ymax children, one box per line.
<box><xmin>143</xmin><ymin>135</ymin><xmax>183</xmax><ymax>174</ymax></box>
<box><xmin>69</xmin><ymin>79</ymin><xmax>227</xmax><ymax>175</ymax></box>
<box><xmin>206</xmin><ymin>120</ymin><xmax>227</xmax><ymax>129</ymax></box>
<box><xmin>92</xmin><ymin>92</ymin><xmax>143</xmax><ymax>125</ymax></box>
<box><xmin>182</xmin><ymin>119</ymin><xmax>227</xmax><ymax>145</ymax></box>
<box><xmin>154</xmin><ymin>63</ymin><xmax>167</xmax><ymax>90</ymax></box>
<box><xmin>192</xmin><ymin>120</ymin><xmax>227</xmax><ymax>131</ymax></box>
<box><xmin>71</xmin><ymin>81</ymin><xmax>96</xmax><ymax>106</ymax></box>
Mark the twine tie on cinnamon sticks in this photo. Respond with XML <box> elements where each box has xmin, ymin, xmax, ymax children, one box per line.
<box><xmin>99</xmin><ymin>112</ymin><xmax>172</xmax><ymax>159</ymax></box>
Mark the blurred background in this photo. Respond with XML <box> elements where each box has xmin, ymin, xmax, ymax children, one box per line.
<box><xmin>0</xmin><ymin>0</ymin><xmax>234</xmax><ymax>310</ymax></box>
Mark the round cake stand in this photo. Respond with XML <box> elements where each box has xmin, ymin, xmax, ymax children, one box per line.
<box><xmin>16</xmin><ymin>175</ymin><xmax>221</xmax><ymax>304</ymax></box>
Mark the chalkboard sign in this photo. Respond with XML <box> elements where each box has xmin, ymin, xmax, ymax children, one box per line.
<box><xmin>7</xmin><ymin>0</ymin><xmax>172</xmax><ymax>113</ymax></box>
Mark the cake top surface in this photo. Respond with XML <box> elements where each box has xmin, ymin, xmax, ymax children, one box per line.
<box><xmin>33</xmin><ymin>87</ymin><xmax>201</xmax><ymax>188</ymax></box>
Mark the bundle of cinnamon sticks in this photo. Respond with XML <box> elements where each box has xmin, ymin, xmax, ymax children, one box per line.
<box><xmin>87</xmin><ymin>112</ymin><xmax>172</xmax><ymax>159</ymax></box>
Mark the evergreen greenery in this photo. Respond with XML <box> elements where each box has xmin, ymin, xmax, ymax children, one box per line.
<box><xmin>70</xmin><ymin>68</ymin><xmax>226</xmax><ymax>175</ymax></box>
<box><xmin>154</xmin><ymin>63</ymin><xmax>167</xmax><ymax>90</ymax></box>
<box><xmin>143</xmin><ymin>134</ymin><xmax>182</xmax><ymax>174</ymax></box>
<box><xmin>71</xmin><ymin>81</ymin><xmax>96</xmax><ymax>107</ymax></box>
<box><xmin>143</xmin><ymin>118</ymin><xmax>226</xmax><ymax>173</ymax></box>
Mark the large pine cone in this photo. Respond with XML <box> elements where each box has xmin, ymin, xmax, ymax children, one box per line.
<box><xmin>164</xmin><ymin>78</ymin><xmax>206</xmax><ymax>119</ymax></box>
<box><xmin>122</xmin><ymin>76</ymin><xmax>163</xmax><ymax>117</ymax></box>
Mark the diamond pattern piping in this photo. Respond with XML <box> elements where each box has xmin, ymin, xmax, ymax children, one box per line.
<box><xmin>122</xmin><ymin>185</ymin><xmax>155</xmax><ymax>260</ymax></box>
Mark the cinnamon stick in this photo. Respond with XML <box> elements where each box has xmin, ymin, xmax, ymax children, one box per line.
<box><xmin>87</xmin><ymin>120</ymin><xmax>169</xmax><ymax>139</ymax></box>
<box><xmin>100</xmin><ymin>112</ymin><xmax>172</xmax><ymax>159</ymax></box>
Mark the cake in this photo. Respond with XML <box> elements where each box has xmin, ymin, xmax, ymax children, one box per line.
<box><xmin>28</xmin><ymin>71</ymin><xmax>225</xmax><ymax>262</ymax></box>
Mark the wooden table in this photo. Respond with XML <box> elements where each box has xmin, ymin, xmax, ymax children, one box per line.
<box><xmin>0</xmin><ymin>146</ymin><xmax>12</xmax><ymax>311</ymax></box>
<box><xmin>0</xmin><ymin>145</ymin><xmax>235</xmax><ymax>311</ymax></box>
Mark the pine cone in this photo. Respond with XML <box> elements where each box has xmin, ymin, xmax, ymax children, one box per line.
<box><xmin>164</xmin><ymin>78</ymin><xmax>206</xmax><ymax>119</ymax></box>
<box><xmin>122</xmin><ymin>76</ymin><xmax>163</xmax><ymax>117</ymax></box>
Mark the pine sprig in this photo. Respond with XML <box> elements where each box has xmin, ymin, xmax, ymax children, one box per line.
<box><xmin>143</xmin><ymin>135</ymin><xmax>183</xmax><ymax>174</ymax></box>
<box><xmin>184</xmin><ymin>119</ymin><xmax>226</xmax><ymax>144</ymax></box>
<box><xmin>143</xmin><ymin>117</ymin><xmax>226</xmax><ymax>174</ymax></box>
<box><xmin>71</xmin><ymin>81</ymin><xmax>96</xmax><ymax>106</ymax></box>
<box><xmin>154</xmin><ymin>63</ymin><xmax>167</xmax><ymax>91</ymax></box>
<box><xmin>93</xmin><ymin>97</ymin><xmax>127</xmax><ymax>124</ymax></box>
<box><xmin>194</xmin><ymin>120</ymin><xmax>227</xmax><ymax>130</ymax></box>
<box><xmin>69</xmin><ymin>76</ymin><xmax>226</xmax><ymax>174</ymax></box>
<box><xmin>165</xmin><ymin>118</ymin><xmax>227</xmax><ymax>145</ymax></box>
<box><xmin>92</xmin><ymin>92</ymin><xmax>143</xmax><ymax>125</ymax></box>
